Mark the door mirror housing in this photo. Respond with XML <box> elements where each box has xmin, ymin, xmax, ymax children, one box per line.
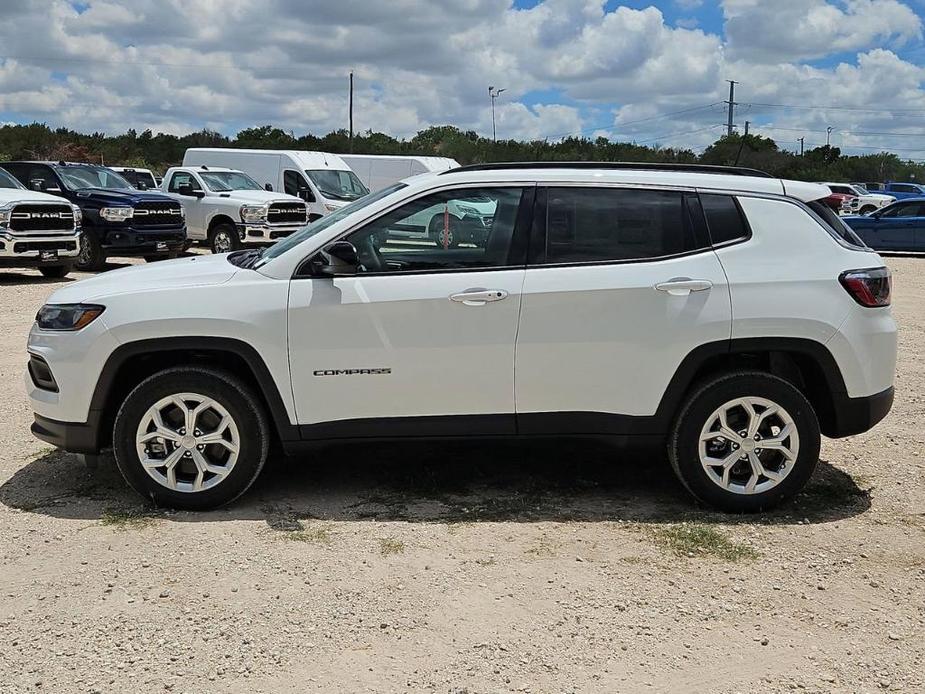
<box><xmin>265</xmin><ymin>183</ymin><xmax>273</xmax><ymax>192</ymax></box>
<box><xmin>177</xmin><ymin>183</ymin><xmax>205</xmax><ymax>199</ymax></box>
<box><xmin>314</xmin><ymin>240</ymin><xmax>359</xmax><ymax>276</ymax></box>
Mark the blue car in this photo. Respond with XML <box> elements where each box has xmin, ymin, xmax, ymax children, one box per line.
<box><xmin>843</xmin><ymin>198</ymin><xmax>925</xmax><ymax>252</ymax></box>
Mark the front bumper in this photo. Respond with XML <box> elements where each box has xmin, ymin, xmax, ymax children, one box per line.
<box><xmin>827</xmin><ymin>386</ymin><xmax>894</xmax><ymax>438</ymax></box>
<box><xmin>93</xmin><ymin>223</ymin><xmax>187</xmax><ymax>256</ymax></box>
<box><xmin>235</xmin><ymin>222</ymin><xmax>303</xmax><ymax>243</ymax></box>
<box><xmin>32</xmin><ymin>412</ymin><xmax>103</xmax><ymax>454</ymax></box>
<box><xmin>0</xmin><ymin>232</ymin><xmax>80</xmax><ymax>264</ymax></box>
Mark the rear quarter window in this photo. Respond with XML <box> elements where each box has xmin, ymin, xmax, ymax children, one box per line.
<box><xmin>806</xmin><ymin>201</ymin><xmax>867</xmax><ymax>249</ymax></box>
<box><xmin>700</xmin><ymin>194</ymin><xmax>750</xmax><ymax>246</ymax></box>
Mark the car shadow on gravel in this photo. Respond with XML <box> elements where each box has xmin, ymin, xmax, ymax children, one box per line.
<box><xmin>0</xmin><ymin>271</ymin><xmax>75</xmax><ymax>285</ymax></box>
<box><xmin>1</xmin><ymin>440</ymin><xmax>871</xmax><ymax>528</ymax></box>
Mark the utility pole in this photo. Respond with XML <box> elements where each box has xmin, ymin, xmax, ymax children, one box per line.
<box><xmin>489</xmin><ymin>86</ymin><xmax>506</xmax><ymax>143</ymax></box>
<box><xmin>733</xmin><ymin>120</ymin><xmax>750</xmax><ymax>166</ymax></box>
<box><xmin>826</xmin><ymin>126</ymin><xmax>834</xmax><ymax>148</ymax></box>
<box><xmin>799</xmin><ymin>137</ymin><xmax>805</xmax><ymax>156</ymax></box>
<box><xmin>725</xmin><ymin>80</ymin><xmax>738</xmax><ymax>138</ymax></box>
<box><xmin>348</xmin><ymin>71</ymin><xmax>354</xmax><ymax>153</ymax></box>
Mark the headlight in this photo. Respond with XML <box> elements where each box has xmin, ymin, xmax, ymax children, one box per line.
<box><xmin>240</xmin><ymin>204</ymin><xmax>268</xmax><ymax>223</ymax></box>
<box><xmin>178</xmin><ymin>206</ymin><xmax>185</xmax><ymax>219</ymax></box>
<box><xmin>100</xmin><ymin>206</ymin><xmax>134</xmax><ymax>222</ymax></box>
<box><xmin>0</xmin><ymin>204</ymin><xmax>11</xmax><ymax>227</ymax></box>
<box><xmin>35</xmin><ymin>304</ymin><xmax>105</xmax><ymax>331</ymax></box>
<box><xmin>71</xmin><ymin>205</ymin><xmax>82</xmax><ymax>225</ymax></box>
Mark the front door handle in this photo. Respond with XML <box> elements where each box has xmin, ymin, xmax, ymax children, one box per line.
<box><xmin>449</xmin><ymin>288</ymin><xmax>509</xmax><ymax>306</ymax></box>
<box><xmin>655</xmin><ymin>278</ymin><xmax>713</xmax><ymax>296</ymax></box>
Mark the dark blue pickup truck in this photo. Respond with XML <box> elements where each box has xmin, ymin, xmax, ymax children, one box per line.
<box><xmin>0</xmin><ymin>161</ymin><xmax>187</xmax><ymax>270</ymax></box>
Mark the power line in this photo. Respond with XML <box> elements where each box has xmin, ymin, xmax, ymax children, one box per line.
<box><xmin>543</xmin><ymin>102</ymin><xmax>721</xmax><ymax>141</ymax></box>
<box><xmin>633</xmin><ymin>124</ymin><xmax>722</xmax><ymax>145</ymax></box>
<box><xmin>746</xmin><ymin>101</ymin><xmax>925</xmax><ymax>115</ymax></box>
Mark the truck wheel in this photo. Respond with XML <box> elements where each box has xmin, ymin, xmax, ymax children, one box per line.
<box><xmin>209</xmin><ymin>224</ymin><xmax>241</xmax><ymax>254</ymax></box>
<box><xmin>428</xmin><ymin>214</ymin><xmax>460</xmax><ymax>249</ymax></box>
<box><xmin>860</xmin><ymin>205</ymin><xmax>876</xmax><ymax>215</ymax></box>
<box><xmin>112</xmin><ymin>366</ymin><xmax>270</xmax><ymax>510</ymax></box>
<box><xmin>76</xmin><ymin>233</ymin><xmax>106</xmax><ymax>271</ymax></box>
<box><xmin>39</xmin><ymin>264</ymin><xmax>72</xmax><ymax>279</ymax></box>
<box><xmin>668</xmin><ymin>371</ymin><xmax>820</xmax><ymax>513</ymax></box>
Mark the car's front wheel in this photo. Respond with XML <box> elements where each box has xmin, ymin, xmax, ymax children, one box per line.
<box><xmin>669</xmin><ymin>371</ymin><xmax>820</xmax><ymax>513</ymax></box>
<box><xmin>209</xmin><ymin>224</ymin><xmax>241</xmax><ymax>254</ymax></box>
<box><xmin>113</xmin><ymin>367</ymin><xmax>269</xmax><ymax>510</ymax></box>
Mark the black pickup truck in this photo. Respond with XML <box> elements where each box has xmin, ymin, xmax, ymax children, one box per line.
<box><xmin>0</xmin><ymin>161</ymin><xmax>187</xmax><ymax>270</ymax></box>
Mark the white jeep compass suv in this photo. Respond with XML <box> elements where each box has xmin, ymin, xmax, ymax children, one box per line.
<box><xmin>26</xmin><ymin>163</ymin><xmax>897</xmax><ymax>513</ymax></box>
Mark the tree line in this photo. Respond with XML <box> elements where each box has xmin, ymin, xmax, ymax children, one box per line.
<box><xmin>0</xmin><ymin>121</ymin><xmax>923</xmax><ymax>185</ymax></box>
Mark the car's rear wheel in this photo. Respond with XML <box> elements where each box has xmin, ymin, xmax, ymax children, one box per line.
<box><xmin>39</xmin><ymin>264</ymin><xmax>72</xmax><ymax>278</ymax></box>
<box><xmin>113</xmin><ymin>367</ymin><xmax>269</xmax><ymax>510</ymax></box>
<box><xmin>860</xmin><ymin>205</ymin><xmax>877</xmax><ymax>215</ymax></box>
<box><xmin>669</xmin><ymin>371</ymin><xmax>820</xmax><ymax>513</ymax></box>
<box><xmin>209</xmin><ymin>223</ymin><xmax>241</xmax><ymax>254</ymax></box>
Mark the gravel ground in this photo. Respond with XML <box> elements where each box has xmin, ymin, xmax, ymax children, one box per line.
<box><xmin>0</xmin><ymin>257</ymin><xmax>923</xmax><ymax>694</ymax></box>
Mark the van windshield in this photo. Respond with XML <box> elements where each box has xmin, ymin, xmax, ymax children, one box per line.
<box><xmin>256</xmin><ymin>182</ymin><xmax>406</xmax><ymax>267</ymax></box>
<box><xmin>305</xmin><ymin>169</ymin><xmax>368</xmax><ymax>201</ymax></box>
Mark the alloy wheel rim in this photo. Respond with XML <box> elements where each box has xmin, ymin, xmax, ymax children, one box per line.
<box><xmin>698</xmin><ymin>396</ymin><xmax>799</xmax><ymax>495</ymax></box>
<box><xmin>214</xmin><ymin>232</ymin><xmax>232</xmax><ymax>253</ymax></box>
<box><xmin>135</xmin><ymin>392</ymin><xmax>240</xmax><ymax>493</ymax></box>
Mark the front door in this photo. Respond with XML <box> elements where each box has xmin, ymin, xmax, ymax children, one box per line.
<box><xmin>287</xmin><ymin>185</ymin><xmax>533</xmax><ymax>437</ymax></box>
<box><xmin>165</xmin><ymin>171</ymin><xmax>207</xmax><ymax>240</ymax></box>
<box><xmin>514</xmin><ymin>186</ymin><xmax>731</xmax><ymax>433</ymax></box>
<box><xmin>870</xmin><ymin>202</ymin><xmax>921</xmax><ymax>251</ymax></box>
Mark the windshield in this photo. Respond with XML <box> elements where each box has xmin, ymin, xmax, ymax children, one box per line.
<box><xmin>200</xmin><ymin>171</ymin><xmax>262</xmax><ymax>192</ymax></box>
<box><xmin>305</xmin><ymin>169</ymin><xmax>369</xmax><ymax>201</ymax></box>
<box><xmin>56</xmin><ymin>165</ymin><xmax>133</xmax><ymax>191</ymax></box>
<box><xmin>0</xmin><ymin>167</ymin><xmax>24</xmax><ymax>190</ymax></box>
<box><xmin>257</xmin><ymin>182</ymin><xmax>407</xmax><ymax>266</ymax></box>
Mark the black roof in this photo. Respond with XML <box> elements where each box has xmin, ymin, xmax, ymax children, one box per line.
<box><xmin>443</xmin><ymin>161</ymin><xmax>773</xmax><ymax>179</ymax></box>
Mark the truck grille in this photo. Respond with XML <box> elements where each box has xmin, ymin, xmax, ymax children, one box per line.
<box><xmin>12</xmin><ymin>239</ymin><xmax>79</xmax><ymax>253</ymax></box>
<box><xmin>9</xmin><ymin>204</ymin><xmax>76</xmax><ymax>233</ymax></box>
<box><xmin>267</xmin><ymin>202</ymin><xmax>308</xmax><ymax>225</ymax></box>
<box><xmin>133</xmin><ymin>201</ymin><xmax>184</xmax><ymax>226</ymax></box>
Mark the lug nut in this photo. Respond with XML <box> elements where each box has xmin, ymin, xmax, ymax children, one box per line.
<box><xmin>194</xmin><ymin>430</ymin><xmax>201</xmax><ymax>436</ymax></box>
<box><xmin>755</xmin><ymin>448</ymin><xmax>763</xmax><ymax>454</ymax></box>
<box><xmin>197</xmin><ymin>445</ymin><xmax>204</xmax><ymax>450</ymax></box>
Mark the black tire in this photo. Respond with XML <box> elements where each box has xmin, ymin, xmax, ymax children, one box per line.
<box><xmin>668</xmin><ymin>371</ymin><xmax>820</xmax><ymax>513</ymax></box>
<box><xmin>860</xmin><ymin>205</ymin><xmax>877</xmax><ymax>215</ymax></box>
<box><xmin>428</xmin><ymin>214</ymin><xmax>460</xmax><ymax>249</ymax></box>
<box><xmin>76</xmin><ymin>232</ymin><xmax>106</xmax><ymax>271</ymax></box>
<box><xmin>112</xmin><ymin>366</ymin><xmax>270</xmax><ymax>510</ymax></box>
<box><xmin>209</xmin><ymin>223</ymin><xmax>242</xmax><ymax>254</ymax></box>
<box><xmin>39</xmin><ymin>264</ymin><xmax>72</xmax><ymax>279</ymax></box>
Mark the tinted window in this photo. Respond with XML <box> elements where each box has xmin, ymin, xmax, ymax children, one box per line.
<box><xmin>542</xmin><ymin>187</ymin><xmax>704</xmax><ymax>264</ymax></box>
<box><xmin>700</xmin><ymin>194</ymin><xmax>750</xmax><ymax>245</ymax></box>
<box><xmin>168</xmin><ymin>172</ymin><xmax>202</xmax><ymax>193</ymax></box>
<box><xmin>881</xmin><ymin>202</ymin><xmax>922</xmax><ymax>218</ymax></box>
<box><xmin>3</xmin><ymin>163</ymin><xmax>60</xmax><ymax>192</ymax></box>
<box><xmin>285</xmin><ymin>170</ymin><xmax>314</xmax><ymax>201</ymax></box>
<box><xmin>892</xmin><ymin>184</ymin><xmax>917</xmax><ymax>193</ymax></box>
<box><xmin>807</xmin><ymin>201</ymin><xmax>866</xmax><ymax>248</ymax></box>
<box><xmin>345</xmin><ymin>187</ymin><xmax>525</xmax><ymax>273</ymax></box>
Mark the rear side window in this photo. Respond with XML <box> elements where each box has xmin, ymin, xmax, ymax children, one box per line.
<box><xmin>807</xmin><ymin>200</ymin><xmax>867</xmax><ymax>249</ymax></box>
<box><xmin>700</xmin><ymin>194</ymin><xmax>750</xmax><ymax>246</ymax></box>
<box><xmin>541</xmin><ymin>187</ymin><xmax>707</xmax><ymax>264</ymax></box>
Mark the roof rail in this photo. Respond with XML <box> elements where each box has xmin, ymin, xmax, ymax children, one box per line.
<box><xmin>442</xmin><ymin>161</ymin><xmax>774</xmax><ymax>179</ymax></box>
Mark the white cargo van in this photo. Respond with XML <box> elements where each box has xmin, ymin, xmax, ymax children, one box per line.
<box><xmin>183</xmin><ymin>149</ymin><xmax>369</xmax><ymax>221</ymax></box>
<box><xmin>340</xmin><ymin>154</ymin><xmax>459</xmax><ymax>193</ymax></box>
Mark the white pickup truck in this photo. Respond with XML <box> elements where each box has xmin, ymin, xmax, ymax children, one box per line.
<box><xmin>823</xmin><ymin>183</ymin><xmax>895</xmax><ymax>216</ymax></box>
<box><xmin>0</xmin><ymin>166</ymin><xmax>82</xmax><ymax>277</ymax></box>
<box><xmin>160</xmin><ymin>166</ymin><xmax>309</xmax><ymax>253</ymax></box>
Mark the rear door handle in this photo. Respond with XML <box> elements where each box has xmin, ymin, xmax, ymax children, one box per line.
<box><xmin>449</xmin><ymin>289</ymin><xmax>509</xmax><ymax>306</ymax></box>
<box><xmin>655</xmin><ymin>278</ymin><xmax>713</xmax><ymax>296</ymax></box>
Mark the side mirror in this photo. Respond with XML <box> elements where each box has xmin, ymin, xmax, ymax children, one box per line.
<box><xmin>137</xmin><ymin>181</ymin><xmax>148</xmax><ymax>190</ymax></box>
<box><xmin>177</xmin><ymin>183</ymin><xmax>204</xmax><ymax>198</ymax></box>
<box><xmin>265</xmin><ymin>183</ymin><xmax>273</xmax><ymax>192</ymax></box>
<box><xmin>29</xmin><ymin>179</ymin><xmax>44</xmax><ymax>191</ymax></box>
<box><xmin>298</xmin><ymin>187</ymin><xmax>316</xmax><ymax>203</ymax></box>
<box><xmin>314</xmin><ymin>240</ymin><xmax>359</xmax><ymax>276</ymax></box>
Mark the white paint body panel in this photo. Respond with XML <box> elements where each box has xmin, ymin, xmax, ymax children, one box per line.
<box><xmin>340</xmin><ymin>155</ymin><xmax>459</xmax><ymax>193</ymax></box>
<box><xmin>515</xmin><ymin>253</ymin><xmax>731</xmax><ymax>416</ymax></box>
<box><xmin>287</xmin><ymin>271</ymin><xmax>524</xmax><ymax>424</ymax></box>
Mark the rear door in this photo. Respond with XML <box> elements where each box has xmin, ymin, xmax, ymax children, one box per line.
<box><xmin>514</xmin><ymin>185</ymin><xmax>731</xmax><ymax>433</ymax></box>
<box><xmin>871</xmin><ymin>201</ymin><xmax>920</xmax><ymax>251</ymax></box>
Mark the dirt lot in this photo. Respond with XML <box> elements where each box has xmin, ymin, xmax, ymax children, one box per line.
<box><xmin>0</xmin><ymin>256</ymin><xmax>923</xmax><ymax>694</ymax></box>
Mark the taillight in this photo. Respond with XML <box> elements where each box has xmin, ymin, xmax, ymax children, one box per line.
<box><xmin>839</xmin><ymin>267</ymin><xmax>891</xmax><ymax>307</ymax></box>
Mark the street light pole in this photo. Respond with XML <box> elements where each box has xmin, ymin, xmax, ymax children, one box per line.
<box><xmin>489</xmin><ymin>86</ymin><xmax>506</xmax><ymax>142</ymax></box>
<box><xmin>826</xmin><ymin>126</ymin><xmax>834</xmax><ymax>147</ymax></box>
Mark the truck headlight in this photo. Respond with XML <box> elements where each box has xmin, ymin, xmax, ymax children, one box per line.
<box><xmin>71</xmin><ymin>205</ymin><xmax>82</xmax><ymax>225</ymax></box>
<box><xmin>35</xmin><ymin>304</ymin><xmax>105</xmax><ymax>331</ymax></box>
<box><xmin>240</xmin><ymin>204</ymin><xmax>268</xmax><ymax>223</ymax></box>
<box><xmin>0</xmin><ymin>204</ymin><xmax>11</xmax><ymax>227</ymax></box>
<box><xmin>100</xmin><ymin>206</ymin><xmax>134</xmax><ymax>222</ymax></box>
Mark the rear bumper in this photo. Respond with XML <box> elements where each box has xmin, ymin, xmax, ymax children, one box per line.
<box><xmin>828</xmin><ymin>386</ymin><xmax>894</xmax><ymax>438</ymax></box>
<box><xmin>32</xmin><ymin>412</ymin><xmax>103</xmax><ymax>454</ymax></box>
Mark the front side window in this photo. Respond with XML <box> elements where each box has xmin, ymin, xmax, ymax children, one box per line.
<box><xmin>541</xmin><ymin>187</ymin><xmax>705</xmax><ymax>264</ymax></box>
<box><xmin>199</xmin><ymin>171</ymin><xmax>261</xmax><ymax>192</ymax></box>
<box><xmin>880</xmin><ymin>202</ymin><xmax>920</xmax><ymax>218</ymax></box>
<box><xmin>344</xmin><ymin>187</ymin><xmax>526</xmax><ymax>274</ymax></box>
<box><xmin>305</xmin><ymin>169</ymin><xmax>369</xmax><ymax>202</ymax></box>
<box><xmin>168</xmin><ymin>172</ymin><xmax>202</xmax><ymax>193</ymax></box>
<box><xmin>284</xmin><ymin>170</ymin><xmax>314</xmax><ymax>201</ymax></box>
<box><xmin>56</xmin><ymin>165</ymin><xmax>132</xmax><ymax>190</ymax></box>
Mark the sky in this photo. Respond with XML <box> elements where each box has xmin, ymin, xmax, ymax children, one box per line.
<box><xmin>2</xmin><ymin>0</ymin><xmax>925</xmax><ymax>156</ymax></box>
